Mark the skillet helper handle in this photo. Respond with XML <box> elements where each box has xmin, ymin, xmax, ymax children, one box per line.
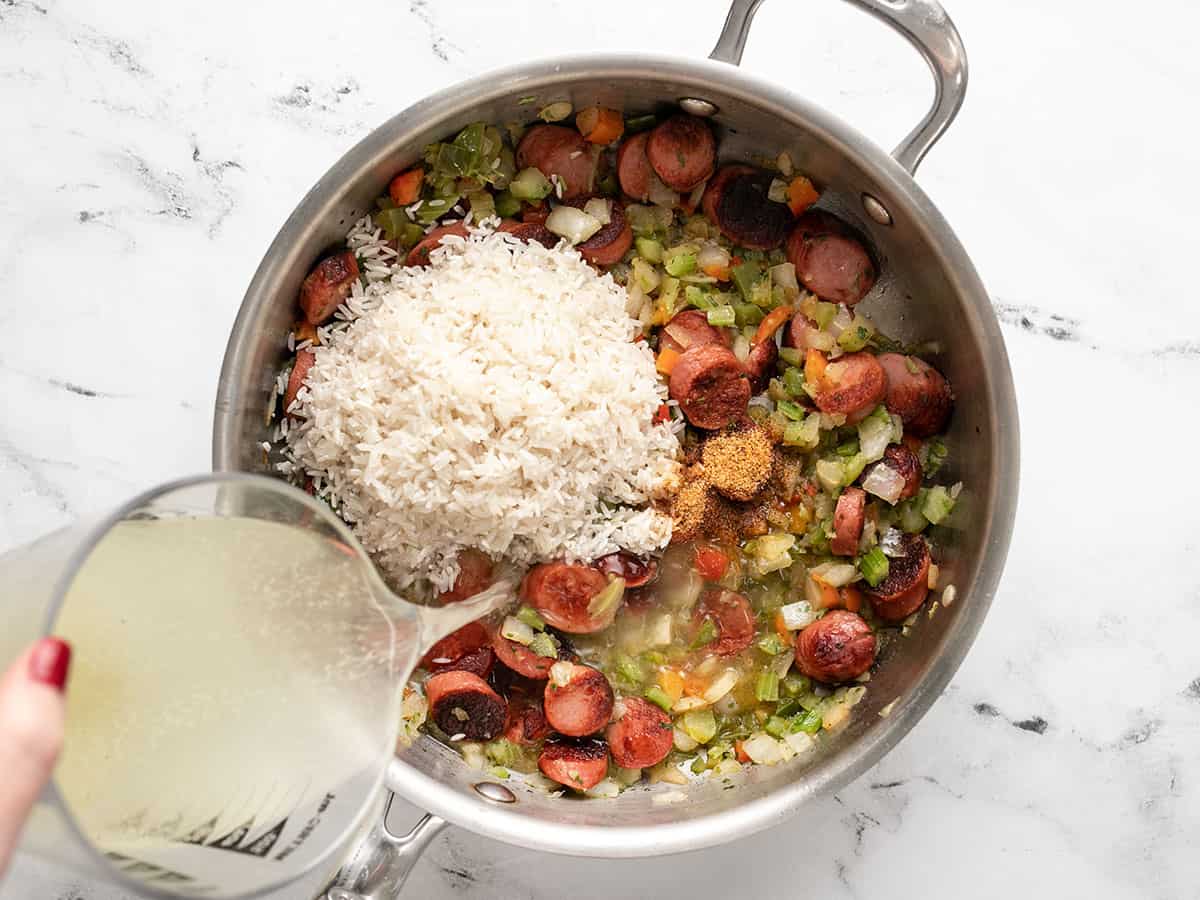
<box><xmin>324</xmin><ymin>795</ymin><xmax>447</xmax><ymax>900</ymax></box>
<box><xmin>709</xmin><ymin>0</ymin><xmax>968</xmax><ymax>175</ymax></box>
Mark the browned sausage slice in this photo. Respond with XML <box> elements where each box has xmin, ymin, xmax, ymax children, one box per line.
<box><xmin>878</xmin><ymin>354</ymin><xmax>954</xmax><ymax>437</ymax></box>
<box><xmin>811</xmin><ymin>351</ymin><xmax>887</xmax><ymax>423</ymax></box>
<box><xmin>300</xmin><ymin>251</ymin><xmax>359</xmax><ymax>325</ymax></box>
<box><xmin>573</xmin><ymin>198</ymin><xmax>633</xmax><ymax>266</ymax></box>
<box><xmin>606</xmin><ymin>697</ymin><xmax>674</xmax><ymax>768</ymax></box>
<box><xmin>425</xmin><ymin>670</ymin><xmax>508</xmax><ymax>740</ymax></box>
<box><xmin>406</xmin><ymin>222</ymin><xmax>470</xmax><ymax>267</ymax></box>
<box><xmin>692</xmin><ymin>589</ymin><xmax>756</xmax><ymax>656</ymax></box>
<box><xmin>433</xmin><ymin>646</ymin><xmax>495</xmax><ymax>679</ymax></box>
<box><xmin>646</xmin><ymin>115</ymin><xmax>716</xmax><ymax>192</ymax></box>
<box><xmin>794</xmin><ymin>610</ymin><xmax>877</xmax><ymax>683</ymax></box>
<box><xmin>711</xmin><ymin>169</ymin><xmax>791</xmax><ymax>251</ymax></box>
<box><xmin>659</xmin><ymin>309</ymin><xmax>730</xmax><ymax>355</ymax></box>
<box><xmin>785</xmin><ymin>211</ymin><xmax>876</xmax><ymax>305</ymax></box>
<box><xmin>668</xmin><ymin>344</ymin><xmax>751</xmax><ymax>431</ymax></box>
<box><xmin>515</xmin><ymin>125</ymin><xmax>597</xmax><ymax>200</ymax></box>
<box><xmin>865</xmin><ymin>533</ymin><xmax>931</xmax><ymax>622</ymax></box>
<box><xmin>538</xmin><ymin>735</ymin><xmax>610</xmax><ymax>790</ymax></box>
<box><xmin>616</xmin><ymin>132</ymin><xmax>653</xmax><ymax>202</ymax></box>
<box><xmin>497</xmin><ymin>219</ymin><xmax>558</xmax><ymax>249</ymax></box>
<box><xmin>882</xmin><ymin>444</ymin><xmax>923</xmax><ymax>500</ymax></box>
<box><xmin>419</xmin><ymin>621</ymin><xmax>490</xmax><ymax>670</ymax></box>
<box><xmin>544</xmin><ymin>663</ymin><xmax>615</xmax><ymax>737</ymax></box>
<box><xmin>743</xmin><ymin>336</ymin><xmax>778</xmax><ymax>393</ymax></box>
<box><xmin>503</xmin><ymin>694</ymin><xmax>552</xmax><ymax>745</ymax></box>
<box><xmin>283</xmin><ymin>348</ymin><xmax>315</xmax><ymax>416</ymax></box>
<box><xmin>701</xmin><ymin>164</ymin><xmax>758</xmax><ymax>224</ymax></box>
<box><xmin>438</xmin><ymin>549</ymin><xmax>494</xmax><ymax>604</ymax></box>
<box><xmin>831</xmin><ymin>487</ymin><xmax>866</xmax><ymax>556</ymax></box>
<box><xmin>521</xmin><ymin>562</ymin><xmax>614</xmax><ymax>634</ymax></box>
<box><xmin>594</xmin><ymin>552</ymin><xmax>658</xmax><ymax>588</ymax></box>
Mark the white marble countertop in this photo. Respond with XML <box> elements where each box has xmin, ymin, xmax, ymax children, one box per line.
<box><xmin>3</xmin><ymin>0</ymin><xmax>1199</xmax><ymax>897</ymax></box>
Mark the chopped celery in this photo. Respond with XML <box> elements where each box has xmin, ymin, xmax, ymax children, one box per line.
<box><xmin>777</xmin><ymin>399</ymin><xmax>806</xmax><ymax>421</ymax></box>
<box><xmin>509</xmin><ymin>167</ymin><xmax>553</xmax><ymax>201</ymax></box>
<box><xmin>528</xmin><ymin>632</ymin><xmax>559</xmax><ymax>658</ymax></box>
<box><xmin>632</xmin><ymin>257</ymin><xmax>661</xmax><ymax>293</ymax></box>
<box><xmin>665</xmin><ymin>252</ymin><xmax>697</xmax><ymax>277</ymax></box>
<box><xmin>764</xmin><ymin>715</ymin><xmax>789</xmax><ymax>739</ymax></box>
<box><xmin>690</xmin><ymin>756</ymin><xmax>707</xmax><ymax>775</ymax></box>
<box><xmin>757</xmin><ymin>633</ymin><xmax>788</xmax><ymax>656</ymax></box>
<box><xmin>493</xmin><ymin>189</ymin><xmax>521</xmax><ymax>217</ymax></box>
<box><xmin>925</xmin><ymin>437</ymin><xmax>949</xmax><ymax>476</ymax></box>
<box><xmin>782</xmin><ymin>673</ymin><xmax>812</xmax><ymax>697</ymax></box>
<box><xmin>782</xmin><ymin>367</ymin><xmax>806</xmax><ymax>396</ymax></box>
<box><xmin>373</xmin><ymin>207</ymin><xmax>410</xmax><ymax>240</ymax></box>
<box><xmin>841</xmin><ymin>452</ymin><xmax>869</xmax><ymax>485</ymax></box>
<box><xmin>587</xmin><ymin>577</ymin><xmax>625</xmax><ymax>620</ymax></box>
<box><xmin>597</xmin><ymin>172</ymin><xmax>619</xmax><ymax>196</ymax></box>
<box><xmin>484</xmin><ymin>738</ymin><xmax>521</xmax><ymax>768</ymax></box>
<box><xmin>689</xmin><ymin>618</ymin><xmax>717</xmax><ymax>650</ymax></box>
<box><xmin>792</xmin><ymin>708</ymin><xmax>824</xmax><ymax>735</ymax></box>
<box><xmin>858</xmin><ymin>546</ymin><xmax>890</xmax><ymax>587</ymax></box>
<box><xmin>685</xmin><ymin>284</ymin><xmax>713</xmax><ymax>310</ymax></box>
<box><xmin>680</xmin><ymin>708</ymin><xmax>718</xmax><ymax>744</ymax></box>
<box><xmin>636</xmin><ymin>237</ymin><xmax>664</xmax><ymax>263</ymax></box>
<box><xmin>516</xmin><ymin>606</ymin><xmax>546</xmax><ymax>631</ymax></box>
<box><xmin>837</xmin><ymin>315</ymin><xmax>875</xmax><ymax>351</ymax></box>
<box><xmin>921</xmin><ymin>485</ymin><xmax>957</xmax><ymax>524</ymax></box>
<box><xmin>813</xmin><ymin>301</ymin><xmax>838</xmax><ymax>329</ymax></box>
<box><xmin>706</xmin><ymin>305</ymin><xmax>736</xmax><ymax>327</ymax></box>
<box><xmin>625</xmin><ymin>113</ymin><xmax>658</xmax><ymax>133</ymax></box>
<box><xmin>767</xmin><ymin>378</ymin><xmax>790</xmax><ymax>403</ymax></box>
<box><xmin>642</xmin><ymin>649</ymin><xmax>668</xmax><ymax>667</ymax></box>
<box><xmin>783</xmin><ymin>413</ymin><xmax>821</xmax><ymax>451</ymax></box>
<box><xmin>731</xmin><ymin>261</ymin><xmax>762</xmax><ymax>301</ymax></box>
<box><xmin>815</xmin><ymin>458</ymin><xmax>845</xmax><ymax>493</ymax></box>
<box><xmin>467</xmin><ymin>190</ymin><xmax>495</xmax><ymax>221</ymax></box>
<box><xmin>644</xmin><ymin>684</ymin><xmax>674</xmax><ymax>712</ymax></box>
<box><xmin>755</xmin><ymin>671</ymin><xmax>780</xmax><ymax>703</ymax></box>
<box><xmin>734</xmin><ymin>302</ymin><xmax>764</xmax><ymax>327</ymax></box>
<box><xmin>779</xmin><ymin>347</ymin><xmax>803</xmax><ymax>367</ymax></box>
<box><xmin>615</xmin><ymin>653</ymin><xmax>644</xmax><ymax>685</ymax></box>
<box><xmin>836</xmin><ymin>439</ymin><xmax>860</xmax><ymax>458</ymax></box>
<box><xmin>895</xmin><ymin>497</ymin><xmax>930</xmax><ymax>533</ymax></box>
<box><xmin>658</xmin><ymin>275</ymin><xmax>681</xmax><ymax>315</ymax></box>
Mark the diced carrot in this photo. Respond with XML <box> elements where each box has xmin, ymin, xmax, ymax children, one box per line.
<box><xmin>807</xmin><ymin>574</ymin><xmax>841</xmax><ymax>610</ymax></box>
<box><xmin>576</xmin><ymin>106</ymin><xmax>625</xmax><ymax>145</ymax></box>
<box><xmin>788</xmin><ymin>504</ymin><xmax>811</xmax><ymax>533</ymax></box>
<box><xmin>652</xmin><ymin>403</ymin><xmax>671</xmax><ymax>425</ymax></box>
<box><xmin>773</xmin><ymin>610</ymin><xmax>794</xmax><ymax>646</ymax></box>
<box><xmin>839</xmin><ymin>585</ymin><xmax>864</xmax><ymax>614</ymax></box>
<box><xmin>694</xmin><ymin>545</ymin><xmax>729</xmax><ymax>581</ymax></box>
<box><xmin>731</xmin><ymin>255</ymin><xmax>744</xmax><ymax>267</ymax></box>
<box><xmin>701</xmin><ymin>263</ymin><xmax>731</xmax><ymax>281</ymax></box>
<box><xmin>388</xmin><ymin>167</ymin><xmax>424</xmax><ymax>206</ymax></box>
<box><xmin>656</xmin><ymin>346</ymin><xmax>682</xmax><ymax>376</ymax></box>
<box><xmin>734</xmin><ymin>740</ymin><xmax>751</xmax><ymax>764</ymax></box>
<box><xmin>753</xmin><ymin>305</ymin><xmax>794</xmax><ymax>346</ymax></box>
<box><xmin>683</xmin><ymin>671</ymin><xmax>710</xmax><ymax>697</ymax></box>
<box><xmin>804</xmin><ymin>348</ymin><xmax>828</xmax><ymax>386</ymax></box>
<box><xmin>786</xmin><ymin>175</ymin><xmax>820</xmax><ymax>216</ymax></box>
<box><xmin>658</xmin><ymin>668</ymin><xmax>685</xmax><ymax>704</ymax></box>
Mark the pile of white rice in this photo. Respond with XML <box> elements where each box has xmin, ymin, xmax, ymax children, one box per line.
<box><xmin>282</xmin><ymin>223</ymin><xmax>680</xmax><ymax>592</ymax></box>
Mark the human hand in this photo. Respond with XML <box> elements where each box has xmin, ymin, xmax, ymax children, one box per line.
<box><xmin>0</xmin><ymin>639</ymin><xmax>71</xmax><ymax>877</ymax></box>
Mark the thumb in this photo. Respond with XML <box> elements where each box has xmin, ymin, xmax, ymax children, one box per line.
<box><xmin>0</xmin><ymin>638</ymin><xmax>70</xmax><ymax>876</ymax></box>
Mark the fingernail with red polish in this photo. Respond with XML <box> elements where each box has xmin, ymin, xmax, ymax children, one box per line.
<box><xmin>29</xmin><ymin>638</ymin><xmax>72</xmax><ymax>692</ymax></box>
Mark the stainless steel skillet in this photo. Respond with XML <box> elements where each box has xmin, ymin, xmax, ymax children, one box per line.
<box><xmin>213</xmin><ymin>1</ymin><xmax>1019</xmax><ymax>894</ymax></box>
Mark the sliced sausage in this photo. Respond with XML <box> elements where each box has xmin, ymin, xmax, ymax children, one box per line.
<box><xmin>425</xmin><ymin>670</ymin><xmax>507</xmax><ymax>741</ymax></box>
<box><xmin>538</xmin><ymin>735</ymin><xmax>610</xmax><ymax>791</ymax></box>
<box><xmin>432</xmin><ymin>646</ymin><xmax>494</xmax><ymax>679</ymax></box>
<box><xmin>616</xmin><ymin>132</ymin><xmax>653</xmax><ymax>202</ymax></box>
<box><xmin>594</xmin><ymin>552</ymin><xmax>658</xmax><ymax>588</ymax></box>
<box><xmin>785</xmin><ymin>312</ymin><xmax>826</xmax><ymax>352</ymax></box>
<box><xmin>668</xmin><ymin>344</ymin><xmax>751</xmax><ymax>431</ymax></box>
<box><xmin>646</xmin><ymin>114</ymin><xmax>716</xmax><ymax>192</ymax></box>
<box><xmin>300</xmin><ymin>251</ymin><xmax>359</xmax><ymax>325</ymax></box>
<box><xmin>438</xmin><ymin>549</ymin><xmax>494</xmax><ymax>604</ymax></box>
<box><xmin>831</xmin><ymin>486</ymin><xmax>866</xmax><ymax>556</ymax></box>
<box><xmin>865</xmin><ymin>532</ymin><xmax>931</xmax><ymax>622</ymax></box>
<box><xmin>406</xmin><ymin>222</ymin><xmax>469</xmax><ymax>267</ymax></box>
<box><xmin>283</xmin><ymin>348</ymin><xmax>315</xmax><ymax>416</ymax></box>
<box><xmin>743</xmin><ymin>336</ymin><xmax>778</xmax><ymax>393</ymax></box>
<box><xmin>878</xmin><ymin>353</ymin><xmax>954</xmax><ymax>438</ymax></box>
<box><xmin>811</xmin><ymin>351</ymin><xmax>887</xmax><ymax>423</ymax></box>
<box><xmin>692</xmin><ymin>589</ymin><xmax>756</xmax><ymax>656</ymax></box>
<box><xmin>419</xmin><ymin>621</ymin><xmax>490</xmax><ymax>670</ymax></box>
<box><xmin>515</xmin><ymin>125</ymin><xmax>597</xmax><ymax>200</ymax></box>
<box><xmin>794</xmin><ymin>610</ymin><xmax>877</xmax><ymax>683</ymax></box>
<box><xmin>503</xmin><ymin>694</ymin><xmax>552</xmax><ymax>745</ymax></box>
<box><xmin>710</xmin><ymin>169</ymin><xmax>791</xmax><ymax>251</ymax></box>
<box><xmin>785</xmin><ymin>211</ymin><xmax>876</xmax><ymax>306</ymax></box>
<box><xmin>544</xmin><ymin>663</ymin><xmax>615</xmax><ymax>737</ymax></box>
<box><xmin>521</xmin><ymin>562</ymin><xmax>614</xmax><ymax>634</ymax></box>
<box><xmin>497</xmin><ymin>219</ymin><xmax>558</xmax><ymax>249</ymax></box>
<box><xmin>701</xmin><ymin>164</ymin><xmax>758</xmax><ymax>225</ymax></box>
<box><xmin>659</xmin><ymin>309</ymin><xmax>730</xmax><ymax>355</ymax></box>
<box><xmin>490</xmin><ymin>627</ymin><xmax>560</xmax><ymax>679</ymax></box>
<box><xmin>606</xmin><ymin>697</ymin><xmax>674</xmax><ymax>768</ymax></box>
<box><xmin>569</xmin><ymin>198</ymin><xmax>633</xmax><ymax>266</ymax></box>
<box><xmin>882</xmin><ymin>444</ymin><xmax>923</xmax><ymax>501</ymax></box>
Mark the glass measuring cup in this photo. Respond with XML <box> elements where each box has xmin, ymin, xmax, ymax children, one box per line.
<box><xmin>0</xmin><ymin>472</ymin><xmax>512</xmax><ymax>899</ymax></box>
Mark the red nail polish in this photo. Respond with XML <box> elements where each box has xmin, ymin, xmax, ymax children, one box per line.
<box><xmin>28</xmin><ymin>638</ymin><xmax>72</xmax><ymax>691</ymax></box>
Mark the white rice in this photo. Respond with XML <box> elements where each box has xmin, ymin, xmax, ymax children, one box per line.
<box><xmin>284</xmin><ymin>226</ymin><xmax>680</xmax><ymax>591</ymax></box>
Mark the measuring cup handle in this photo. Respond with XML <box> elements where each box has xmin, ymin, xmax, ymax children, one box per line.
<box><xmin>709</xmin><ymin>0</ymin><xmax>969</xmax><ymax>175</ymax></box>
<box><xmin>325</xmin><ymin>795</ymin><xmax>446</xmax><ymax>900</ymax></box>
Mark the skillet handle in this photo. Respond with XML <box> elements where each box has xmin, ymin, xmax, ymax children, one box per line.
<box><xmin>323</xmin><ymin>793</ymin><xmax>446</xmax><ymax>900</ymax></box>
<box><xmin>709</xmin><ymin>0</ymin><xmax>968</xmax><ymax>175</ymax></box>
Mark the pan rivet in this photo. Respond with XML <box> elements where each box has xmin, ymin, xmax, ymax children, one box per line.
<box><xmin>678</xmin><ymin>97</ymin><xmax>719</xmax><ymax>117</ymax></box>
<box><xmin>862</xmin><ymin>193</ymin><xmax>892</xmax><ymax>226</ymax></box>
<box><xmin>474</xmin><ymin>781</ymin><xmax>517</xmax><ymax>804</ymax></box>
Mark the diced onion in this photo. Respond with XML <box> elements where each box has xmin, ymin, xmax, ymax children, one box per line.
<box><xmin>942</xmin><ymin>584</ymin><xmax>958</xmax><ymax>607</ymax></box>
<box><xmin>714</xmin><ymin>758</ymin><xmax>743</xmax><ymax>776</ymax></box>
<box><xmin>878</xmin><ymin>699</ymin><xmax>898</xmax><ymax>718</ymax></box>
<box><xmin>672</xmin><ymin>695</ymin><xmax>709</xmax><ymax>713</ymax></box>
<box><xmin>828</xmin><ymin>305</ymin><xmax>853</xmax><ymax>339</ymax></box>
<box><xmin>783</xmin><ymin>730</ymin><xmax>815</xmax><ymax>754</ymax></box>
<box><xmin>714</xmin><ymin>692</ymin><xmax>740</xmax><ymax>716</ymax></box>
<box><xmin>767</xmin><ymin>178</ymin><xmax>789</xmax><ymax>203</ymax></box>
<box><xmin>697</xmin><ymin>243</ymin><xmax>731</xmax><ymax>273</ymax></box>
<box><xmin>777</xmin><ymin>151</ymin><xmax>794</xmax><ymax>177</ymax></box>
<box><xmin>538</xmin><ymin>101</ymin><xmax>573</xmax><ymax>122</ymax></box>
<box><xmin>460</xmin><ymin>742</ymin><xmax>486</xmax><ymax>770</ymax></box>
<box><xmin>769</xmin><ymin>263</ymin><xmax>799</xmax><ymax>295</ymax></box>
<box><xmin>879</xmin><ymin>527</ymin><xmax>907</xmax><ymax>557</ymax></box>
<box><xmin>779</xmin><ymin>600</ymin><xmax>816</xmax><ymax>630</ymax></box>
<box><xmin>583</xmin><ymin>197</ymin><xmax>612</xmax><ymax>225</ymax></box>
<box><xmin>501</xmin><ymin>616</ymin><xmax>535</xmax><ymax>646</ymax></box>
<box><xmin>687</xmin><ymin>180</ymin><xmax>708</xmax><ymax>210</ymax></box>
<box><xmin>648</xmin><ymin>613</ymin><xmax>673</xmax><ymax>647</ymax></box>
<box><xmin>769</xmin><ymin>649</ymin><xmax>794</xmax><ymax>679</ymax></box>
<box><xmin>927</xmin><ymin>563</ymin><xmax>940</xmax><ymax>590</ymax></box>
<box><xmin>741</xmin><ymin>732</ymin><xmax>784</xmax><ymax>765</ymax></box>
<box><xmin>545</xmin><ymin>205</ymin><xmax>602</xmax><ymax>244</ymax></box>
<box><xmin>549</xmin><ymin>661</ymin><xmax>574</xmax><ymax>687</ymax></box>
<box><xmin>845</xmin><ymin>685</ymin><xmax>867</xmax><ymax>707</ymax></box>
<box><xmin>584</xmin><ymin>778</ymin><xmax>620</xmax><ymax>799</ymax></box>
<box><xmin>810</xmin><ymin>561</ymin><xmax>858</xmax><ymax>588</ymax></box>
<box><xmin>732</xmin><ymin>333</ymin><xmax>751</xmax><ymax>363</ymax></box>
<box><xmin>673</xmin><ymin>726</ymin><xmax>699</xmax><ymax>752</ymax></box>
<box><xmin>647</xmin><ymin>171</ymin><xmax>679</xmax><ymax>208</ymax></box>
<box><xmin>703</xmin><ymin>668</ymin><xmax>740</xmax><ymax>704</ymax></box>
<box><xmin>862</xmin><ymin>462</ymin><xmax>905</xmax><ymax>504</ymax></box>
<box><xmin>822</xmin><ymin>703</ymin><xmax>851</xmax><ymax>731</ymax></box>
